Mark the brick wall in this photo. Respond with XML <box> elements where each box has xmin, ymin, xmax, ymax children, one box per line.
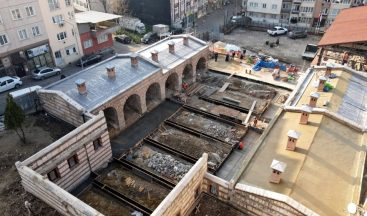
<box><xmin>231</xmin><ymin>184</ymin><xmax>319</xmax><ymax>216</ymax></box>
<box><xmin>202</xmin><ymin>172</ymin><xmax>231</xmax><ymax>202</ymax></box>
<box><xmin>38</xmin><ymin>89</ymin><xmax>86</xmax><ymax>127</ymax></box>
<box><xmin>20</xmin><ymin>111</ymin><xmax>112</xmax><ymax>191</ymax></box>
<box><xmin>151</xmin><ymin>153</ymin><xmax>208</xmax><ymax>216</ymax></box>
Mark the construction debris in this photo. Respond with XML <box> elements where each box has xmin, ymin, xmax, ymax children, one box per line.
<box><xmin>147</xmin><ymin>152</ymin><xmax>192</xmax><ymax>181</ymax></box>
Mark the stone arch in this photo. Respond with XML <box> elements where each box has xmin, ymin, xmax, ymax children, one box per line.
<box><xmin>196</xmin><ymin>57</ymin><xmax>207</xmax><ymax>72</ymax></box>
<box><xmin>182</xmin><ymin>64</ymin><xmax>194</xmax><ymax>84</ymax></box>
<box><xmin>123</xmin><ymin>94</ymin><xmax>142</xmax><ymax>126</ymax></box>
<box><xmin>103</xmin><ymin>107</ymin><xmax>119</xmax><ymax>133</ymax></box>
<box><xmin>165</xmin><ymin>72</ymin><xmax>179</xmax><ymax>97</ymax></box>
<box><xmin>146</xmin><ymin>82</ymin><xmax>162</xmax><ymax>111</ymax></box>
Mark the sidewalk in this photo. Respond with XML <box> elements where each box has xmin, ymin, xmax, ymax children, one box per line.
<box><xmin>208</xmin><ymin>56</ymin><xmax>298</xmax><ymax>90</ymax></box>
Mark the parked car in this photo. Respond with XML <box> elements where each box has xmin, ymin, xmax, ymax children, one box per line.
<box><xmin>288</xmin><ymin>30</ymin><xmax>307</xmax><ymax>39</ymax></box>
<box><xmin>0</xmin><ymin>76</ymin><xmax>22</xmax><ymax>93</ymax></box>
<box><xmin>230</xmin><ymin>15</ymin><xmax>243</xmax><ymax>23</ymax></box>
<box><xmin>114</xmin><ymin>34</ymin><xmax>131</xmax><ymax>44</ymax></box>
<box><xmin>267</xmin><ymin>26</ymin><xmax>288</xmax><ymax>36</ymax></box>
<box><xmin>32</xmin><ymin>67</ymin><xmax>61</xmax><ymax>80</ymax></box>
<box><xmin>141</xmin><ymin>32</ymin><xmax>159</xmax><ymax>44</ymax></box>
<box><xmin>76</xmin><ymin>54</ymin><xmax>103</xmax><ymax>67</ymax></box>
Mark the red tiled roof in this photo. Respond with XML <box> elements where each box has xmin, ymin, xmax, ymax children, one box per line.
<box><xmin>318</xmin><ymin>6</ymin><xmax>367</xmax><ymax>46</ymax></box>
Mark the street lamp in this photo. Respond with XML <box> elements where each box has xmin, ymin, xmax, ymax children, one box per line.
<box><xmin>62</xmin><ymin>19</ymin><xmax>84</xmax><ymax>70</ymax></box>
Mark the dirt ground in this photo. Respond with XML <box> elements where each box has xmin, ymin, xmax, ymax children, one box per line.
<box><xmin>0</xmin><ymin>113</ymin><xmax>75</xmax><ymax>216</ymax></box>
<box><xmin>100</xmin><ymin>164</ymin><xmax>170</xmax><ymax>210</ymax></box>
<box><xmin>190</xmin><ymin>193</ymin><xmax>247</xmax><ymax>216</ymax></box>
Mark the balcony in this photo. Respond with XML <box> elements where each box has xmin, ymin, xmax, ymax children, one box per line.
<box><xmin>293</xmin><ymin>0</ymin><xmax>302</xmax><ymax>4</ymax></box>
<box><xmin>291</xmin><ymin>9</ymin><xmax>300</xmax><ymax>14</ymax></box>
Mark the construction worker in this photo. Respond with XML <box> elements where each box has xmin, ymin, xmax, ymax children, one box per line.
<box><xmin>214</xmin><ymin>52</ymin><xmax>218</xmax><ymax>62</ymax></box>
<box><xmin>253</xmin><ymin>116</ymin><xmax>258</xmax><ymax>127</ymax></box>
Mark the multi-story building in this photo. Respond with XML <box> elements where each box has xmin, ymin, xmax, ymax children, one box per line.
<box><xmin>0</xmin><ymin>0</ymin><xmax>51</xmax><ymax>77</ymax></box>
<box><xmin>0</xmin><ymin>0</ymin><xmax>83</xmax><ymax>77</ymax></box>
<box><xmin>243</xmin><ymin>0</ymin><xmax>358</xmax><ymax>30</ymax></box>
<box><xmin>39</xmin><ymin>0</ymin><xmax>83</xmax><ymax>67</ymax></box>
<box><xmin>244</xmin><ymin>0</ymin><xmax>283</xmax><ymax>24</ymax></box>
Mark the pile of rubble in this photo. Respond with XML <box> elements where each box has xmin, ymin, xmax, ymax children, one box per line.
<box><xmin>147</xmin><ymin>152</ymin><xmax>192</xmax><ymax>181</ymax></box>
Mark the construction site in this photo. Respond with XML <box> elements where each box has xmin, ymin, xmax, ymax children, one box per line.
<box><xmin>13</xmin><ymin>33</ymin><xmax>367</xmax><ymax>216</ymax></box>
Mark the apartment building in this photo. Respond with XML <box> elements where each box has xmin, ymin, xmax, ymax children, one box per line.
<box><xmin>171</xmin><ymin>0</ymin><xmax>209</xmax><ymax>28</ymax></box>
<box><xmin>39</xmin><ymin>0</ymin><xmax>83</xmax><ymax>67</ymax></box>
<box><xmin>243</xmin><ymin>0</ymin><xmax>359</xmax><ymax>30</ymax></box>
<box><xmin>0</xmin><ymin>0</ymin><xmax>50</xmax><ymax>77</ymax></box>
<box><xmin>0</xmin><ymin>0</ymin><xmax>83</xmax><ymax>77</ymax></box>
<box><xmin>244</xmin><ymin>0</ymin><xmax>283</xmax><ymax>24</ymax></box>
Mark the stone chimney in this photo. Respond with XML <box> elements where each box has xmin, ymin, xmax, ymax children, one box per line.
<box><xmin>151</xmin><ymin>50</ymin><xmax>158</xmax><ymax>62</ymax></box>
<box><xmin>269</xmin><ymin>159</ymin><xmax>287</xmax><ymax>184</ymax></box>
<box><xmin>299</xmin><ymin>105</ymin><xmax>312</xmax><ymax>125</ymax></box>
<box><xmin>325</xmin><ymin>63</ymin><xmax>333</xmax><ymax>77</ymax></box>
<box><xmin>309</xmin><ymin>92</ymin><xmax>320</xmax><ymax>107</ymax></box>
<box><xmin>131</xmin><ymin>53</ymin><xmax>138</xmax><ymax>67</ymax></box>
<box><xmin>168</xmin><ymin>41</ymin><xmax>175</xmax><ymax>54</ymax></box>
<box><xmin>183</xmin><ymin>35</ymin><xmax>189</xmax><ymax>46</ymax></box>
<box><xmin>75</xmin><ymin>79</ymin><xmax>87</xmax><ymax>95</ymax></box>
<box><xmin>286</xmin><ymin>130</ymin><xmax>301</xmax><ymax>151</ymax></box>
<box><xmin>106</xmin><ymin>67</ymin><xmax>116</xmax><ymax>79</ymax></box>
<box><xmin>317</xmin><ymin>76</ymin><xmax>327</xmax><ymax>92</ymax></box>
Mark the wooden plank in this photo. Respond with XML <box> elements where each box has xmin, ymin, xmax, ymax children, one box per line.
<box><xmin>244</xmin><ymin>101</ymin><xmax>257</xmax><ymax>125</ymax></box>
<box><xmin>219</xmin><ymin>82</ymin><xmax>231</xmax><ymax>92</ymax></box>
<box><xmin>227</xmin><ymin>71</ymin><xmax>236</xmax><ymax>79</ymax></box>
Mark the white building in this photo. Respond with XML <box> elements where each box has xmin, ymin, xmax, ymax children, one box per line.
<box><xmin>244</xmin><ymin>0</ymin><xmax>283</xmax><ymax>24</ymax></box>
<box><xmin>39</xmin><ymin>0</ymin><xmax>83</xmax><ymax>67</ymax></box>
<box><xmin>0</xmin><ymin>0</ymin><xmax>50</xmax><ymax>76</ymax></box>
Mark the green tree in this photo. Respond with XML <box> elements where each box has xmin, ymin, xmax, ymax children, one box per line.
<box><xmin>4</xmin><ymin>94</ymin><xmax>26</xmax><ymax>143</ymax></box>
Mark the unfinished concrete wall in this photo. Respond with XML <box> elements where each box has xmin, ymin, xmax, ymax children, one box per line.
<box><xmin>38</xmin><ymin>89</ymin><xmax>86</xmax><ymax>127</ymax></box>
<box><xmin>151</xmin><ymin>153</ymin><xmax>208</xmax><ymax>216</ymax></box>
<box><xmin>231</xmin><ymin>184</ymin><xmax>318</xmax><ymax>216</ymax></box>
<box><xmin>20</xmin><ymin>111</ymin><xmax>112</xmax><ymax>191</ymax></box>
<box><xmin>15</xmin><ymin>164</ymin><xmax>103</xmax><ymax>216</ymax></box>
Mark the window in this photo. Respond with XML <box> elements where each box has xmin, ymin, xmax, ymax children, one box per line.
<box><xmin>48</xmin><ymin>0</ymin><xmax>60</xmax><ymax>10</ymax></box>
<box><xmin>31</xmin><ymin>26</ymin><xmax>41</xmax><ymax>36</ymax></box>
<box><xmin>65</xmin><ymin>0</ymin><xmax>71</xmax><ymax>6</ymax></box>
<box><xmin>97</xmin><ymin>34</ymin><xmax>108</xmax><ymax>44</ymax></box>
<box><xmin>67</xmin><ymin>154</ymin><xmax>79</xmax><ymax>168</ymax></box>
<box><xmin>52</xmin><ymin>14</ymin><xmax>63</xmax><ymax>24</ymax></box>
<box><xmin>11</xmin><ymin>9</ymin><xmax>22</xmax><ymax>20</ymax></box>
<box><xmin>65</xmin><ymin>45</ymin><xmax>76</xmax><ymax>55</ymax></box>
<box><xmin>25</xmin><ymin>6</ymin><xmax>35</xmax><ymax>16</ymax></box>
<box><xmin>67</xmin><ymin>11</ymin><xmax>74</xmax><ymax>19</ymax></box>
<box><xmin>271</xmin><ymin>14</ymin><xmax>277</xmax><ymax>19</ymax></box>
<box><xmin>47</xmin><ymin>168</ymin><xmax>60</xmax><ymax>181</ymax></box>
<box><xmin>83</xmin><ymin>39</ymin><xmax>93</xmax><ymax>48</ymax></box>
<box><xmin>262</xmin><ymin>3</ymin><xmax>267</xmax><ymax>8</ymax></box>
<box><xmin>18</xmin><ymin>29</ymin><xmax>28</xmax><ymax>40</ymax></box>
<box><xmin>0</xmin><ymin>34</ymin><xmax>9</xmax><ymax>45</ymax></box>
<box><xmin>57</xmin><ymin>31</ymin><xmax>67</xmax><ymax>41</ymax></box>
<box><xmin>210</xmin><ymin>184</ymin><xmax>218</xmax><ymax>195</ymax></box>
<box><xmin>272</xmin><ymin>4</ymin><xmax>277</xmax><ymax>9</ymax></box>
<box><xmin>93</xmin><ymin>138</ymin><xmax>102</xmax><ymax>151</ymax></box>
<box><xmin>55</xmin><ymin>50</ymin><xmax>62</xmax><ymax>58</ymax></box>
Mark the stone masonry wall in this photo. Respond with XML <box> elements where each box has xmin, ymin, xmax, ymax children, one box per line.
<box><xmin>202</xmin><ymin>172</ymin><xmax>230</xmax><ymax>202</ymax></box>
<box><xmin>38</xmin><ymin>89</ymin><xmax>86</xmax><ymax>127</ymax></box>
<box><xmin>20</xmin><ymin>111</ymin><xmax>112</xmax><ymax>192</ymax></box>
<box><xmin>151</xmin><ymin>153</ymin><xmax>208</xmax><ymax>216</ymax></box>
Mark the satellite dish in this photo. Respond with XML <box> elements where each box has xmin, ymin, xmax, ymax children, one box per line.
<box><xmin>347</xmin><ymin>203</ymin><xmax>357</xmax><ymax>214</ymax></box>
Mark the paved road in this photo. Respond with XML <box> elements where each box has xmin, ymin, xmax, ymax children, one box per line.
<box><xmin>0</xmin><ymin>42</ymin><xmax>140</xmax><ymax>114</ymax></box>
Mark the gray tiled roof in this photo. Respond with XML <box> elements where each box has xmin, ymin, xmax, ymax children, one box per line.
<box><xmin>46</xmin><ymin>55</ymin><xmax>160</xmax><ymax>111</ymax></box>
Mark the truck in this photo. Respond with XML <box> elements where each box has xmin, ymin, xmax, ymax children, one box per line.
<box><xmin>141</xmin><ymin>24</ymin><xmax>171</xmax><ymax>44</ymax></box>
<box><xmin>119</xmin><ymin>16</ymin><xmax>146</xmax><ymax>34</ymax></box>
<box><xmin>302</xmin><ymin>44</ymin><xmax>318</xmax><ymax>61</ymax></box>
